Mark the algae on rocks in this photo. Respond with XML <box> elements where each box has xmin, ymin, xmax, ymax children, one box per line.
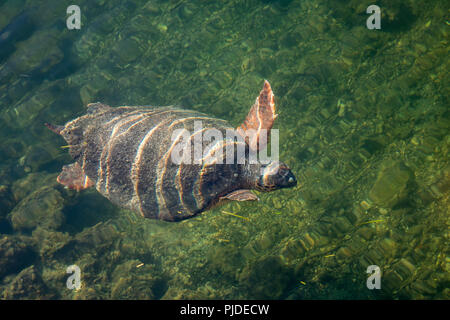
<box><xmin>369</xmin><ymin>161</ymin><xmax>413</xmax><ymax>208</ymax></box>
<box><xmin>2</xmin><ymin>265</ymin><xmax>55</xmax><ymax>299</ymax></box>
<box><xmin>0</xmin><ymin>0</ymin><xmax>448</xmax><ymax>300</ymax></box>
<box><xmin>110</xmin><ymin>259</ymin><xmax>165</xmax><ymax>299</ymax></box>
<box><xmin>0</xmin><ymin>235</ymin><xmax>35</xmax><ymax>279</ymax></box>
<box><xmin>239</xmin><ymin>256</ymin><xmax>294</xmax><ymax>299</ymax></box>
<box><xmin>9</xmin><ymin>186</ymin><xmax>65</xmax><ymax>232</ymax></box>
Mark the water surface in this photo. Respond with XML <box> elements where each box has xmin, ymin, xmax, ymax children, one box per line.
<box><xmin>0</xmin><ymin>0</ymin><xmax>448</xmax><ymax>299</ymax></box>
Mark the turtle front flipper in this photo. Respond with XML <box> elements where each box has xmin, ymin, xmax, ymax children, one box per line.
<box><xmin>57</xmin><ymin>162</ymin><xmax>94</xmax><ymax>191</ymax></box>
<box><xmin>207</xmin><ymin>189</ymin><xmax>259</xmax><ymax>211</ymax></box>
<box><xmin>236</xmin><ymin>80</ymin><xmax>277</xmax><ymax>151</ymax></box>
<box><xmin>220</xmin><ymin>189</ymin><xmax>259</xmax><ymax>201</ymax></box>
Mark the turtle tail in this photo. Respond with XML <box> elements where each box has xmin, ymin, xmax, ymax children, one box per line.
<box><xmin>44</xmin><ymin>122</ymin><xmax>64</xmax><ymax>135</ymax></box>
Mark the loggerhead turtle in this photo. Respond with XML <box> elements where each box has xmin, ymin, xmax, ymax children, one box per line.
<box><xmin>46</xmin><ymin>81</ymin><xmax>296</xmax><ymax>221</ymax></box>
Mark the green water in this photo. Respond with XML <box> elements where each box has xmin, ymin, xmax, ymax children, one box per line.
<box><xmin>0</xmin><ymin>0</ymin><xmax>448</xmax><ymax>299</ymax></box>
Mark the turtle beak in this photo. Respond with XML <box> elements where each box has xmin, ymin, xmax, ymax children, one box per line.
<box><xmin>286</xmin><ymin>172</ymin><xmax>297</xmax><ymax>188</ymax></box>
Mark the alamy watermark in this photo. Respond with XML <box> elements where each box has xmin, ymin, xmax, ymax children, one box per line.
<box><xmin>67</xmin><ymin>4</ymin><xmax>381</xmax><ymax>31</ymax></box>
<box><xmin>366</xmin><ymin>5</ymin><xmax>381</xmax><ymax>30</ymax></box>
<box><xmin>66</xmin><ymin>265</ymin><xmax>81</xmax><ymax>290</ymax></box>
<box><xmin>169</xmin><ymin>121</ymin><xmax>279</xmax><ymax>166</ymax></box>
<box><xmin>366</xmin><ymin>265</ymin><xmax>381</xmax><ymax>289</ymax></box>
<box><xmin>66</xmin><ymin>5</ymin><xmax>81</xmax><ymax>30</ymax></box>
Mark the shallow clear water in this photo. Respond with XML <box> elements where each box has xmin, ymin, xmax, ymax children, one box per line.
<box><xmin>0</xmin><ymin>0</ymin><xmax>448</xmax><ymax>299</ymax></box>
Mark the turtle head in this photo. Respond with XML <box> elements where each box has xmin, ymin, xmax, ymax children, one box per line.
<box><xmin>253</xmin><ymin>160</ymin><xmax>297</xmax><ymax>192</ymax></box>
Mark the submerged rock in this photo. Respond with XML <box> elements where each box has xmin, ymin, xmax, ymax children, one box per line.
<box><xmin>0</xmin><ymin>185</ymin><xmax>15</xmax><ymax>219</ymax></box>
<box><xmin>239</xmin><ymin>256</ymin><xmax>293</xmax><ymax>299</ymax></box>
<box><xmin>207</xmin><ymin>245</ymin><xmax>244</xmax><ymax>280</ymax></box>
<box><xmin>112</xmin><ymin>37</ymin><xmax>143</xmax><ymax>65</ymax></box>
<box><xmin>11</xmin><ymin>172</ymin><xmax>57</xmax><ymax>203</ymax></box>
<box><xmin>9</xmin><ymin>186</ymin><xmax>65</xmax><ymax>232</ymax></box>
<box><xmin>2</xmin><ymin>265</ymin><xmax>55</xmax><ymax>299</ymax></box>
<box><xmin>5</xmin><ymin>28</ymin><xmax>63</xmax><ymax>76</ymax></box>
<box><xmin>110</xmin><ymin>260</ymin><xmax>165</xmax><ymax>299</ymax></box>
<box><xmin>20</xmin><ymin>144</ymin><xmax>58</xmax><ymax>172</ymax></box>
<box><xmin>74</xmin><ymin>222</ymin><xmax>121</xmax><ymax>250</ymax></box>
<box><xmin>369</xmin><ymin>161</ymin><xmax>413</xmax><ymax>208</ymax></box>
<box><xmin>0</xmin><ymin>235</ymin><xmax>35</xmax><ymax>279</ymax></box>
<box><xmin>2</xmin><ymin>81</ymin><xmax>59</xmax><ymax>128</ymax></box>
<box><xmin>32</xmin><ymin>227</ymin><xmax>71</xmax><ymax>259</ymax></box>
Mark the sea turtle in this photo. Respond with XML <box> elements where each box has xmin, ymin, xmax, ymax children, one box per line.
<box><xmin>46</xmin><ymin>81</ymin><xmax>296</xmax><ymax>221</ymax></box>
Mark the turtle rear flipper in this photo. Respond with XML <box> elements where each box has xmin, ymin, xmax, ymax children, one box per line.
<box><xmin>57</xmin><ymin>162</ymin><xmax>94</xmax><ymax>191</ymax></box>
<box><xmin>237</xmin><ymin>80</ymin><xmax>277</xmax><ymax>151</ymax></box>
